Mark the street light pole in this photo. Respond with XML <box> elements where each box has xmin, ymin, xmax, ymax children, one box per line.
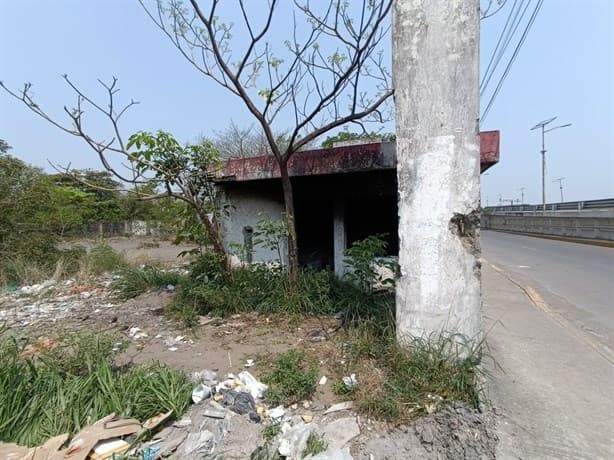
<box><xmin>519</xmin><ymin>187</ymin><xmax>525</xmax><ymax>204</ymax></box>
<box><xmin>530</xmin><ymin>117</ymin><xmax>572</xmax><ymax>210</ymax></box>
<box><xmin>553</xmin><ymin>177</ymin><xmax>565</xmax><ymax>202</ymax></box>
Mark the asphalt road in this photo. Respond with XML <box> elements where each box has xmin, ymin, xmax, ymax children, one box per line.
<box><xmin>481</xmin><ymin>230</ymin><xmax>614</xmax><ymax>353</ymax></box>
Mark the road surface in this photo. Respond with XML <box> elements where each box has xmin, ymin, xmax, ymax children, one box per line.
<box><xmin>482</xmin><ymin>230</ymin><xmax>614</xmax><ymax>354</ymax></box>
<box><xmin>481</xmin><ymin>230</ymin><xmax>614</xmax><ymax>459</ymax></box>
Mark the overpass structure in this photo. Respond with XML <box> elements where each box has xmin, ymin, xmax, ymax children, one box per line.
<box><xmin>482</xmin><ymin>198</ymin><xmax>614</xmax><ymax>242</ymax></box>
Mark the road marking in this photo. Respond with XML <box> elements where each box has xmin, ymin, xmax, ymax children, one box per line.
<box><xmin>487</xmin><ymin>262</ymin><xmax>614</xmax><ymax>366</ymax></box>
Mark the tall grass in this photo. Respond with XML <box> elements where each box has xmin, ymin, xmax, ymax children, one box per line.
<box><xmin>0</xmin><ymin>331</ymin><xmax>192</xmax><ymax>447</ymax></box>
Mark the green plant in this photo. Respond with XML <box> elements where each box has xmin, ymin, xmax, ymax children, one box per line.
<box><xmin>263</xmin><ymin>350</ymin><xmax>318</xmax><ymax>406</ymax></box>
<box><xmin>342</xmin><ymin>329</ymin><xmax>485</xmax><ymax>423</ymax></box>
<box><xmin>254</xmin><ymin>212</ymin><xmax>289</xmax><ymax>268</ymax></box>
<box><xmin>303</xmin><ymin>432</ymin><xmax>328</xmax><ymax>458</ymax></box>
<box><xmin>112</xmin><ymin>265</ymin><xmax>183</xmax><ymax>299</ymax></box>
<box><xmin>343</xmin><ymin>235</ymin><xmax>397</xmax><ymax>293</ymax></box>
<box><xmin>262</xmin><ymin>423</ymin><xmax>282</xmax><ymax>442</ymax></box>
<box><xmin>0</xmin><ymin>332</ymin><xmax>192</xmax><ymax>447</ymax></box>
<box><xmin>86</xmin><ymin>243</ymin><xmax>126</xmax><ymax>275</ymax></box>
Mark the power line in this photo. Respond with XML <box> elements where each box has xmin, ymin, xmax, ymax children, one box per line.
<box><xmin>481</xmin><ymin>0</ymin><xmax>544</xmax><ymax>122</ymax></box>
<box><xmin>480</xmin><ymin>0</ymin><xmax>532</xmax><ymax>97</ymax></box>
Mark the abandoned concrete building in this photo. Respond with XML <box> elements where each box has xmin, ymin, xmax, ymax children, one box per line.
<box><xmin>215</xmin><ymin>131</ymin><xmax>500</xmax><ymax>277</ymax></box>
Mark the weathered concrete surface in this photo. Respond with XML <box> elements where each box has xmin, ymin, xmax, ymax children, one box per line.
<box><xmin>482</xmin><ymin>262</ymin><xmax>614</xmax><ymax>459</ymax></box>
<box><xmin>483</xmin><ymin>214</ymin><xmax>614</xmax><ymax>241</ymax></box>
<box><xmin>216</xmin><ymin>133</ymin><xmax>498</xmax><ymax>182</ymax></box>
<box><xmin>393</xmin><ymin>0</ymin><xmax>481</xmax><ymax>342</ymax></box>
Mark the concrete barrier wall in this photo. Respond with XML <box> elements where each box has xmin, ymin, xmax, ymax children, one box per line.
<box><xmin>482</xmin><ymin>215</ymin><xmax>614</xmax><ymax>241</ymax></box>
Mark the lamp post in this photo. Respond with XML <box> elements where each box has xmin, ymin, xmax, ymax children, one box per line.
<box><xmin>519</xmin><ymin>187</ymin><xmax>525</xmax><ymax>204</ymax></box>
<box><xmin>530</xmin><ymin>117</ymin><xmax>572</xmax><ymax>210</ymax></box>
<box><xmin>553</xmin><ymin>177</ymin><xmax>565</xmax><ymax>203</ymax></box>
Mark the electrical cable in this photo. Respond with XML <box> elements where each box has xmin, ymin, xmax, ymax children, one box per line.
<box><xmin>481</xmin><ymin>0</ymin><xmax>544</xmax><ymax>122</ymax></box>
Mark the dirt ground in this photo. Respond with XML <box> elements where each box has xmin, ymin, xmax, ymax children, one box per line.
<box><xmin>1</xmin><ymin>237</ymin><xmax>499</xmax><ymax>459</ymax></box>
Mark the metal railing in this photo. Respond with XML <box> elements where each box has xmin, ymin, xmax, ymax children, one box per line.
<box><xmin>486</xmin><ymin>198</ymin><xmax>614</xmax><ymax>213</ymax></box>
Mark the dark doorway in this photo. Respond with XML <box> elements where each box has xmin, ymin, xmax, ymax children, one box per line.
<box><xmin>295</xmin><ymin>199</ymin><xmax>334</xmax><ymax>270</ymax></box>
<box><xmin>346</xmin><ymin>195</ymin><xmax>398</xmax><ymax>255</ymax></box>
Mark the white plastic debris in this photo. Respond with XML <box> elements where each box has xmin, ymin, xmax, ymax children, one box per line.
<box><xmin>191</xmin><ymin>384</ymin><xmax>212</xmax><ymax>404</ymax></box>
<box><xmin>244</xmin><ymin>359</ymin><xmax>255</xmax><ymax>367</ymax></box>
<box><xmin>324</xmin><ymin>401</ymin><xmax>354</xmax><ymax>415</ymax></box>
<box><xmin>237</xmin><ymin>370</ymin><xmax>267</xmax><ymax>399</ymax></box>
<box><xmin>278</xmin><ymin>422</ymin><xmax>316</xmax><ymax>459</ymax></box>
<box><xmin>319</xmin><ymin>376</ymin><xmax>328</xmax><ymax>385</ymax></box>
<box><xmin>342</xmin><ymin>374</ymin><xmax>358</xmax><ymax>390</ymax></box>
<box><xmin>128</xmin><ymin>327</ymin><xmax>148</xmax><ymax>340</ymax></box>
<box><xmin>268</xmin><ymin>406</ymin><xmax>285</xmax><ymax>422</ymax></box>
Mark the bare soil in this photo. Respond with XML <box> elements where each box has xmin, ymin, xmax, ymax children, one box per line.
<box><xmin>1</xmin><ymin>237</ymin><xmax>499</xmax><ymax>459</ymax></box>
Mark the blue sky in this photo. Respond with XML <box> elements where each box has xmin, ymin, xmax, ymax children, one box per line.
<box><xmin>1</xmin><ymin>0</ymin><xmax>612</xmax><ymax>205</ymax></box>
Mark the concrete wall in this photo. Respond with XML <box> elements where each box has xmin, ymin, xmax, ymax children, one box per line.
<box><xmin>219</xmin><ymin>187</ymin><xmax>288</xmax><ymax>265</ymax></box>
<box><xmin>482</xmin><ymin>214</ymin><xmax>614</xmax><ymax>241</ymax></box>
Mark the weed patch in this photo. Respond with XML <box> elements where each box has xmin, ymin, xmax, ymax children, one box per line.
<box><xmin>0</xmin><ymin>330</ymin><xmax>192</xmax><ymax>447</ymax></box>
<box><xmin>262</xmin><ymin>350</ymin><xmax>318</xmax><ymax>406</ymax></box>
<box><xmin>303</xmin><ymin>432</ymin><xmax>328</xmax><ymax>457</ymax></box>
<box><xmin>337</xmin><ymin>327</ymin><xmax>484</xmax><ymax>423</ymax></box>
<box><xmin>113</xmin><ymin>265</ymin><xmax>183</xmax><ymax>299</ymax></box>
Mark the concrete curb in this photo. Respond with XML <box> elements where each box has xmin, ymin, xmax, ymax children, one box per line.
<box><xmin>487</xmin><ymin>230</ymin><xmax>614</xmax><ymax>248</ymax></box>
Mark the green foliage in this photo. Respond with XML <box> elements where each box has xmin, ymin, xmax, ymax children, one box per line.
<box><xmin>303</xmin><ymin>433</ymin><xmax>328</xmax><ymax>458</ymax></box>
<box><xmin>342</xmin><ymin>328</ymin><xmax>484</xmax><ymax>422</ymax></box>
<box><xmin>112</xmin><ymin>265</ymin><xmax>183</xmax><ymax>300</ymax></box>
<box><xmin>343</xmin><ymin>235</ymin><xmax>397</xmax><ymax>293</ymax></box>
<box><xmin>0</xmin><ymin>332</ymin><xmax>192</xmax><ymax>447</ymax></box>
<box><xmin>0</xmin><ymin>154</ymin><xmax>58</xmax><ymax>284</ymax></box>
<box><xmin>263</xmin><ymin>350</ymin><xmax>318</xmax><ymax>406</ymax></box>
<box><xmin>321</xmin><ymin>130</ymin><xmax>395</xmax><ymax>148</ymax></box>
<box><xmin>172</xmin><ymin>261</ymin><xmax>339</xmax><ymax>321</ymax></box>
<box><xmin>254</xmin><ymin>212</ymin><xmax>290</xmax><ymax>267</ymax></box>
<box><xmin>85</xmin><ymin>243</ymin><xmax>127</xmax><ymax>275</ymax></box>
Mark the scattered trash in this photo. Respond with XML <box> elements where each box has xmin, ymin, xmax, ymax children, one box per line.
<box><xmin>268</xmin><ymin>406</ymin><xmax>286</xmax><ymax>422</ymax></box>
<box><xmin>177</xmin><ymin>430</ymin><xmax>214</xmax><ymax>457</ymax></box>
<box><xmin>128</xmin><ymin>327</ymin><xmax>148</xmax><ymax>340</ymax></box>
<box><xmin>320</xmin><ymin>417</ymin><xmax>360</xmax><ymax>449</ymax></box>
<box><xmin>324</xmin><ymin>401</ymin><xmax>354</xmax><ymax>415</ymax></box>
<box><xmin>302</xmin><ymin>401</ymin><xmax>311</xmax><ymax>409</ymax></box>
<box><xmin>192</xmin><ymin>384</ymin><xmax>212</xmax><ymax>404</ymax></box>
<box><xmin>173</xmin><ymin>417</ymin><xmax>192</xmax><ymax>428</ymax></box>
<box><xmin>220</xmin><ymin>389</ymin><xmax>258</xmax><ymax>417</ymax></box>
<box><xmin>142</xmin><ymin>410</ymin><xmax>173</xmax><ymax>430</ymax></box>
<box><xmin>204</xmin><ymin>409</ymin><xmax>227</xmax><ymax>419</ymax></box>
<box><xmin>301</xmin><ymin>414</ymin><xmax>314</xmax><ymax>423</ymax></box>
<box><xmin>319</xmin><ymin>376</ymin><xmax>328</xmax><ymax>385</ymax></box>
<box><xmin>342</xmin><ymin>374</ymin><xmax>358</xmax><ymax>390</ymax></box>
<box><xmin>244</xmin><ymin>358</ymin><xmax>255</xmax><ymax>367</ymax></box>
<box><xmin>278</xmin><ymin>422</ymin><xmax>317</xmax><ymax>459</ymax></box>
<box><xmin>167</xmin><ymin>347</ymin><xmax>178</xmax><ymax>352</ymax></box>
<box><xmin>166</xmin><ymin>284</ymin><xmax>175</xmax><ymax>292</ymax></box>
<box><xmin>89</xmin><ymin>438</ymin><xmax>130</xmax><ymax>459</ymax></box>
<box><xmin>237</xmin><ymin>370</ymin><xmax>267</xmax><ymax>399</ymax></box>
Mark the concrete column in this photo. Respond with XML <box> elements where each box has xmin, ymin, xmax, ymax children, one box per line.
<box><xmin>333</xmin><ymin>197</ymin><xmax>347</xmax><ymax>278</ymax></box>
<box><xmin>393</xmin><ymin>1</ymin><xmax>481</xmax><ymax>343</ymax></box>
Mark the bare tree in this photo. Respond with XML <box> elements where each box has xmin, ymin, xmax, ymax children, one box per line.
<box><xmin>141</xmin><ymin>0</ymin><xmax>394</xmax><ymax>284</ymax></box>
<box><xmin>0</xmin><ymin>77</ymin><xmax>231</xmax><ymax>275</ymax></box>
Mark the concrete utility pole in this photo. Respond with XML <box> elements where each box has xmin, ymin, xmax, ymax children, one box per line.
<box><xmin>530</xmin><ymin>117</ymin><xmax>571</xmax><ymax>210</ymax></box>
<box><xmin>393</xmin><ymin>0</ymin><xmax>481</xmax><ymax>343</ymax></box>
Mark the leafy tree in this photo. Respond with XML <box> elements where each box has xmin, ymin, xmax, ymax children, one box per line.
<box><xmin>0</xmin><ymin>139</ymin><xmax>11</xmax><ymax>155</ymax></box>
<box><xmin>321</xmin><ymin>131</ymin><xmax>396</xmax><ymax>148</ymax></box>
<box><xmin>2</xmin><ymin>0</ymin><xmax>393</xmax><ymax>285</ymax></box>
<box><xmin>0</xmin><ymin>154</ymin><xmax>58</xmax><ymax>282</ymax></box>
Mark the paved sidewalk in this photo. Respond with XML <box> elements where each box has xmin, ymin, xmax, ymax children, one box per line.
<box><xmin>482</xmin><ymin>263</ymin><xmax>614</xmax><ymax>459</ymax></box>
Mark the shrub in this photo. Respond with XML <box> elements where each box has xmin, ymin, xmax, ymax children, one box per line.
<box><xmin>263</xmin><ymin>350</ymin><xmax>318</xmax><ymax>406</ymax></box>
